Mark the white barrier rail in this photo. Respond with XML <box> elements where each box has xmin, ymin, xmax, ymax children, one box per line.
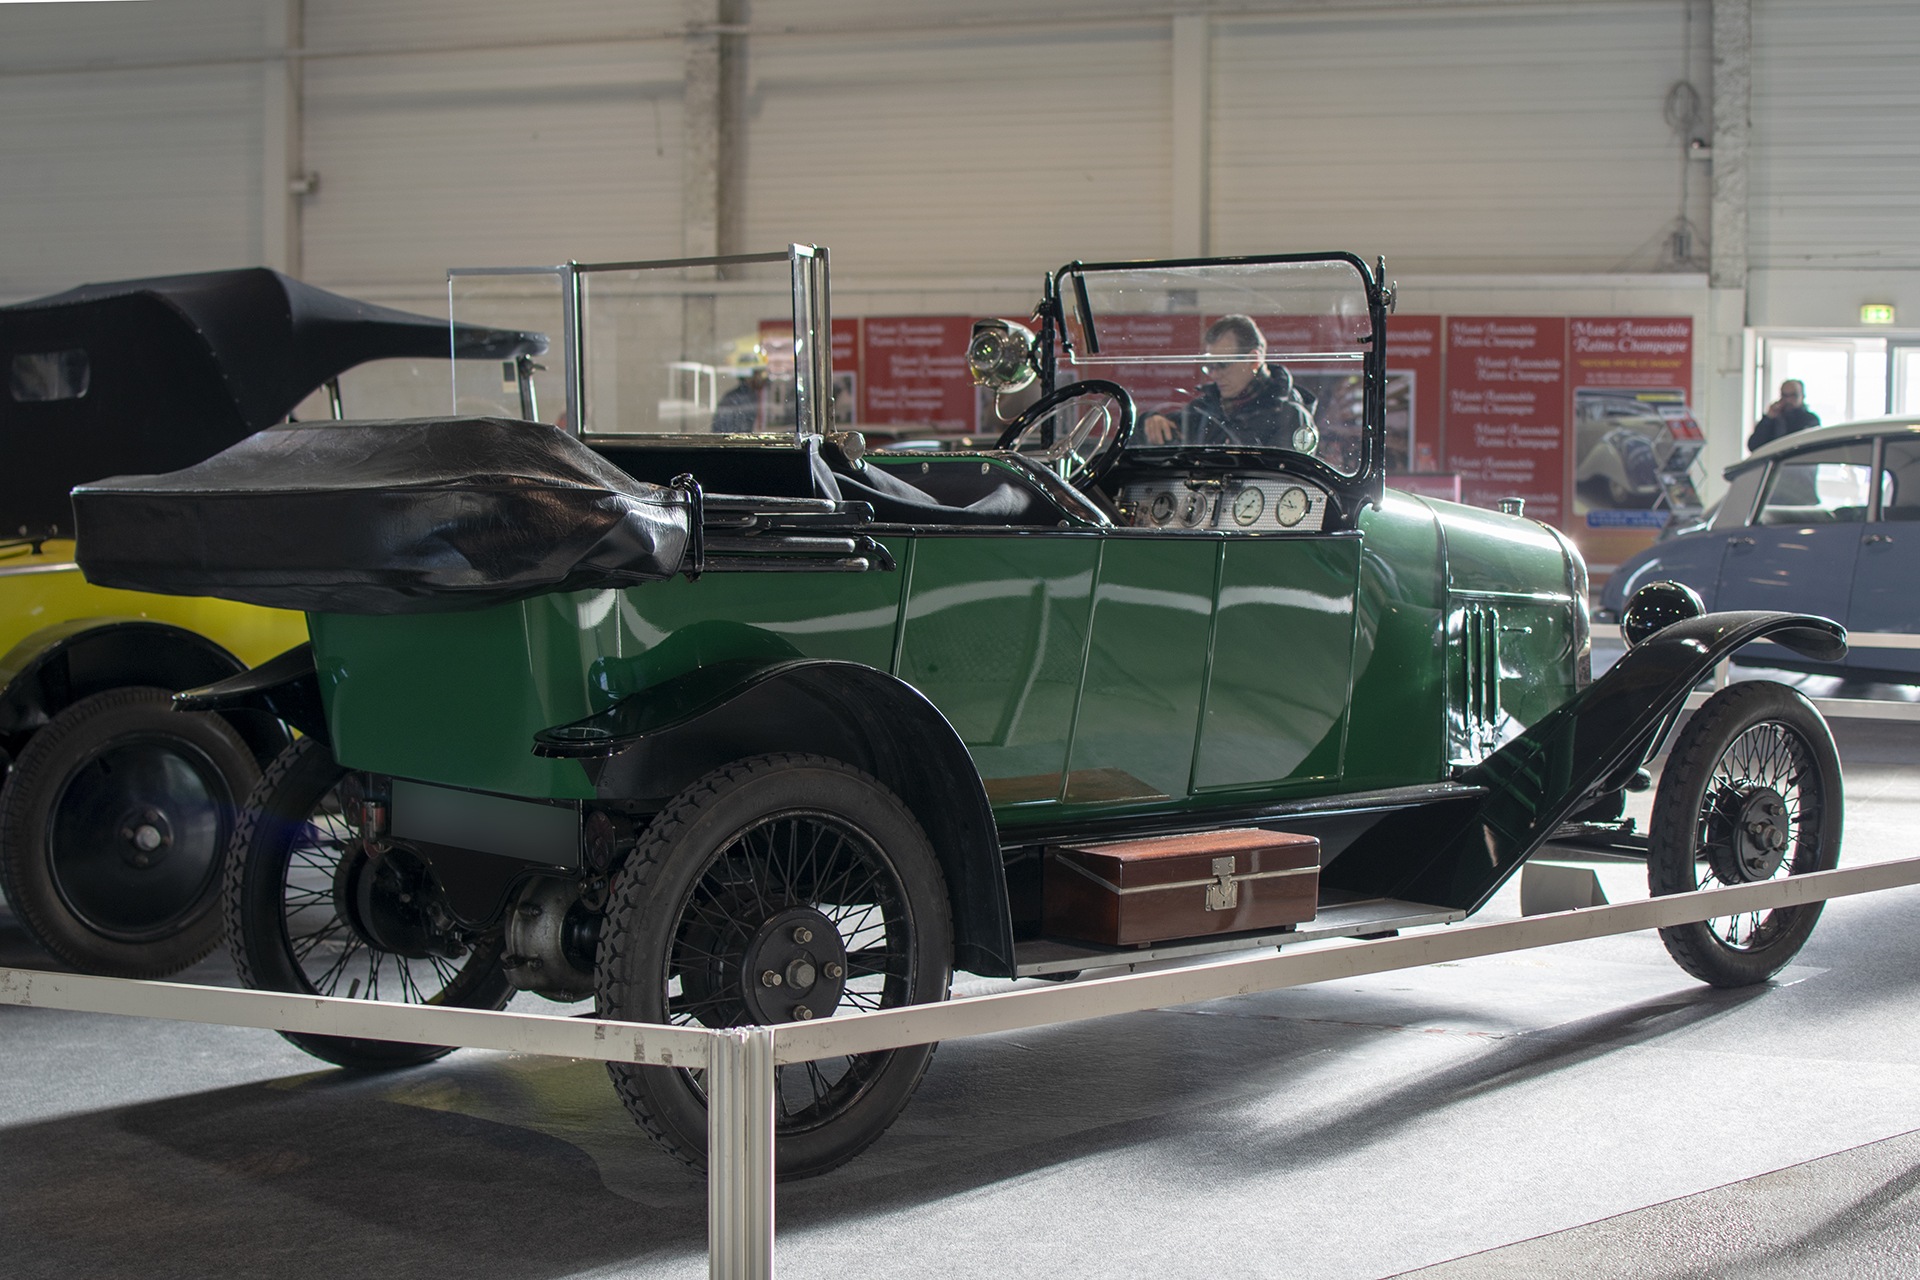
<box><xmin>6</xmin><ymin>856</ymin><xmax>1920</xmax><ymax>1278</ymax></box>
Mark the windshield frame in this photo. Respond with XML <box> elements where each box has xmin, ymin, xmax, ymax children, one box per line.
<box><xmin>447</xmin><ymin>245</ymin><xmax>832</xmax><ymax>441</ymax></box>
<box><xmin>1040</xmin><ymin>251</ymin><xmax>1389</xmax><ymax>501</ymax></box>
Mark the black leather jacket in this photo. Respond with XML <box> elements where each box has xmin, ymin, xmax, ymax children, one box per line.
<box><xmin>1166</xmin><ymin>369</ymin><xmax>1314</xmax><ymax>448</ymax></box>
<box><xmin>1748</xmin><ymin>405</ymin><xmax>1820</xmax><ymax>452</ymax></box>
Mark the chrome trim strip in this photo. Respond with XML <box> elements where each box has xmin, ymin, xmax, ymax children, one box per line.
<box><xmin>0</xmin><ymin>561</ymin><xmax>78</xmax><ymax>578</ymax></box>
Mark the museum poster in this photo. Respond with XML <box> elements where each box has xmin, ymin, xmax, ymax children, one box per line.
<box><xmin>1442</xmin><ymin>317</ymin><xmax>1568</xmax><ymax>525</ymax></box>
<box><xmin>1565</xmin><ymin>316</ymin><xmax>1697</xmax><ymax>571</ymax></box>
<box><xmin>860</xmin><ymin>316</ymin><xmax>977</xmax><ymax>435</ymax></box>
<box><xmin>1384</xmin><ymin>314</ymin><xmax>1444</xmax><ymax>476</ymax></box>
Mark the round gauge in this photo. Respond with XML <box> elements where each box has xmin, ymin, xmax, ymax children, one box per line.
<box><xmin>1274</xmin><ymin>486</ymin><xmax>1310</xmax><ymax>528</ymax></box>
<box><xmin>1178</xmin><ymin>491</ymin><xmax>1210</xmax><ymax>527</ymax></box>
<box><xmin>1231</xmin><ymin>486</ymin><xmax>1265</xmax><ymax>526</ymax></box>
<box><xmin>1148</xmin><ymin>491</ymin><xmax>1175</xmax><ymax>525</ymax></box>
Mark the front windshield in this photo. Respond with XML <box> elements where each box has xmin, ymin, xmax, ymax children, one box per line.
<box><xmin>1057</xmin><ymin>257</ymin><xmax>1376</xmax><ymax>475</ymax></box>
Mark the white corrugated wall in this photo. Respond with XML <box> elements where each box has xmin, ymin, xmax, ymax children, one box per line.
<box><xmin>299</xmin><ymin>1</ymin><xmax>686</xmax><ymax>296</ymax></box>
<box><xmin>741</xmin><ymin>19</ymin><xmax>1172</xmax><ymax>281</ymax></box>
<box><xmin>1210</xmin><ymin>3</ymin><xmax>1710</xmax><ymax>273</ymax></box>
<box><xmin>0</xmin><ymin>0</ymin><xmax>1911</xmax><ymax>325</ymax></box>
<box><xmin>1747</xmin><ymin>0</ymin><xmax>1920</xmax><ymax>327</ymax></box>
<box><xmin>0</xmin><ymin>1</ymin><xmax>272</xmax><ymax>298</ymax></box>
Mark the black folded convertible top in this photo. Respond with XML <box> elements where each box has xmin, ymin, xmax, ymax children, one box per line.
<box><xmin>2</xmin><ymin>267</ymin><xmax>545</xmax><ymax>538</ymax></box>
<box><xmin>73</xmin><ymin>418</ymin><xmax>691</xmax><ymax>614</ymax></box>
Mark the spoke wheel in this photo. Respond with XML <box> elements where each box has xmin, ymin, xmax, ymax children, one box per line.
<box><xmin>1648</xmin><ymin>681</ymin><xmax>1842</xmax><ymax>987</ymax></box>
<box><xmin>600</xmin><ymin>754</ymin><xmax>952</xmax><ymax>1180</ymax></box>
<box><xmin>224</xmin><ymin>737</ymin><xmax>512</xmax><ymax>1069</ymax></box>
<box><xmin>0</xmin><ymin>686</ymin><xmax>258</xmax><ymax>977</ymax></box>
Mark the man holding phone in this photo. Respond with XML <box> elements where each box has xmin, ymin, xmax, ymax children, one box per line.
<box><xmin>1749</xmin><ymin>378</ymin><xmax>1821</xmax><ymax>451</ymax></box>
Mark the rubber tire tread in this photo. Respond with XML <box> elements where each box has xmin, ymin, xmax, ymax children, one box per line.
<box><xmin>224</xmin><ymin>736</ymin><xmax>513</xmax><ymax>1069</ymax></box>
<box><xmin>598</xmin><ymin>752</ymin><xmax>952</xmax><ymax>1181</ymax></box>
<box><xmin>1648</xmin><ymin>680</ymin><xmax>1842</xmax><ymax>988</ymax></box>
<box><xmin>0</xmin><ymin>686</ymin><xmax>258</xmax><ymax>977</ymax></box>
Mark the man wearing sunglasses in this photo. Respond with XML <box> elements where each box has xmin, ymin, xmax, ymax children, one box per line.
<box><xmin>1139</xmin><ymin>314</ymin><xmax>1317</xmax><ymax>451</ymax></box>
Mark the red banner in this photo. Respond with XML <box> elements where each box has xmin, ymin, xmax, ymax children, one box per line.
<box><xmin>1566</xmin><ymin>316</ymin><xmax>1697</xmax><ymax>573</ymax></box>
<box><xmin>1385</xmin><ymin>314</ymin><xmax>1444</xmax><ymax>474</ymax></box>
<box><xmin>1443</xmin><ymin>318</ymin><xmax>1568</xmax><ymax>524</ymax></box>
<box><xmin>861</xmin><ymin>316</ymin><xmax>976</xmax><ymax>434</ymax></box>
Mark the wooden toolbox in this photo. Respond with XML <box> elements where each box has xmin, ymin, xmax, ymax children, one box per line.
<box><xmin>1042</xmin><ymin>827</ymin><xmax>1320</xmax><ymax>947</ymax></box>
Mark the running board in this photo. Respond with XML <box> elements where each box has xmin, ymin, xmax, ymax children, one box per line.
<box><xmin>1010</xmin><ymin>896</ymin><xmax>1465</xmax><ymax>978</ymax></box>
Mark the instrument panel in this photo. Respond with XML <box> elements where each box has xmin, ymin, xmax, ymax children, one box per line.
<box><xmin>1116</xmin><ymin>477</ymin><xmax>1329</xmax><ymax>534</ymax></box>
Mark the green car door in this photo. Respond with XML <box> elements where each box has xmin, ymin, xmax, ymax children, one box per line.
<box><xmin>899</xmin><ymin>524</ymin><xmax>1360</xmax><ymax>822</ymax></box>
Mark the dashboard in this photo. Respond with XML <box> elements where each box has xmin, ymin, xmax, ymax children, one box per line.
<box><xmin>1115</xmin><ymin>476</ymin><xmax>1330</xmax><ymax>534</ymax></box>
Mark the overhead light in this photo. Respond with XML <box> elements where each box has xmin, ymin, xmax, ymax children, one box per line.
<box><xmin>1862</xmin><ymin>304</ymin><xmax>1896</xmax><ymax>325</ymax></box>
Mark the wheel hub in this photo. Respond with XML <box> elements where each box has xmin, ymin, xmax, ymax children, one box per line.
<box><xmin>115</xmin><ymin>807</ymin><xmax>173</xmax><ymax>870</ymax></box>
<box><xmin>1709</xmin><ymin>785</ymin><xmax>1792</xmax><ymax>883</ymax></box>
<box><xmin>331</xmin><ymin>842</ymin><xmax>452</xmax><ymax>960</ymax></box>
<box><xmin>740</xmin><ymin>906</ymin><xmax>847</xmax><ymax>1024</ymax></box>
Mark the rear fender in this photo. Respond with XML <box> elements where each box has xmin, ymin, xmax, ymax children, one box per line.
<box><xmin>174</xmin><ymin>642</ymin><xmax>329</xmax><ymax>746</ymax></box>
<box><xmin>539</xmin><ymin>659</ymin><xmax>1013</xmax><ymax>978</ymax></box>
<box><xmin>0</xmin><ymin>617</ymin><xmax>289</xmax><ymax>764</ymax></box>
<box><xmin>1322</xmin><ymin>610</ymin><xmax>1846</xmax><ymax>913</ymax></box>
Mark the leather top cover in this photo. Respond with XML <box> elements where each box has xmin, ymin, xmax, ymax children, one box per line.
<box><xmin>72</xmin><ymin>417</ymin><xmax>692</xmax><ymax>615</ymax></box>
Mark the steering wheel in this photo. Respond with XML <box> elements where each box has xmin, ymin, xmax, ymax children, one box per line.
<box><xmin>993</xmin><ymin>379</ymin><xmax>1136</xmax><ymax>486</ymax></box>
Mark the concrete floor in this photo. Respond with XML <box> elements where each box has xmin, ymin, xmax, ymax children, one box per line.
<box><xmin>2</xmin><ymin>702</ymin><xmax>1918</xmax><ymax>1278</ymax></box>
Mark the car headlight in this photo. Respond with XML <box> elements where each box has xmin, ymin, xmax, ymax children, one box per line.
<box><xmin>1621</xmin><ymin>579</ymin><xmax>1705</xmax><ymax>648</ymax></box>
<box><xmin>968</xmin><ymin>318</ymin><xmax>1038</xmax><ymax>392</ymax></box>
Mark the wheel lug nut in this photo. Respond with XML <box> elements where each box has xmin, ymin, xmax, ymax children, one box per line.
<box><xmin>824</xmin><ymin>962</ymin><xmax>844</xmax><ymax>979</ymax></box>
<box><xmin>793</xmin><ymin>926</ymin><xmax>813</xmax><ymax>944</ymax></box>
<box><xmin>793</xmin><ymin>1006</ymin><xmax>814</xmax><ymax>1020</ymax></box>
<box><xmin>760</xmin><ymin>970</ymin><xmax>782</xmax><ymax>987</ymax></box>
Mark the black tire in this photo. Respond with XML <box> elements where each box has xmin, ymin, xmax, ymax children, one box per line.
<box><xmin>224</xmin><ymin>737</ymin><xmax>513</xmax><ymax>1069</ymax></box>
<box><xmin>0</xmin><ymin>686</ymin><xmax>258</xmax><ymax>977</ymax></box>
<box><xmin>1648</xmin><ymin>681</ymin><xmax>1842</xmax><ymax>987</ymax></box>
<box><xmin>599</xmin><ymin>753</ymin><xmax>953</xmax><ymax>1180</ymax></box>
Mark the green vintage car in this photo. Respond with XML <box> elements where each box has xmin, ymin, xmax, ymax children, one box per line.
<box><xmin>74</xmin><ymin>248</ymin><xmax>1848</xmax><ymax>1178</ymax></box>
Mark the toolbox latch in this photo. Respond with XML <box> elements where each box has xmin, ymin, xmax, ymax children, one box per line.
<box><xmin>1204</xmin><ymin>856</ymin><xmax>1239</xmax><ymax>912</ymax></box>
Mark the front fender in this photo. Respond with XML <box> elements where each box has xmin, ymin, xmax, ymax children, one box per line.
<box><xmin>1323</xmin><ymin>610</ymin><xmax>1846</xmax><ymax>913</ymax></box>
<box><xmin>0</xmin><ymin>617</ymin><xmax>288</xmax><ymax>763</ymax></box>
<box><xmin>539</xmin><ymin>658</ymin><xmax>1015</xmax><ymax>978</ymax></box>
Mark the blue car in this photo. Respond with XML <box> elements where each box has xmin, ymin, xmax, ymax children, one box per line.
<box><xmin>1602</xmin><ymin>416</ymin><xmax>1920</xmax><ymax>681</ymax></box>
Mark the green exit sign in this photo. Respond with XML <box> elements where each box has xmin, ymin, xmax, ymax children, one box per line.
<box><xmin>1862</xmin><ymin>304</ymin><xmax>1896</xmax><ymax>324</ymax></box>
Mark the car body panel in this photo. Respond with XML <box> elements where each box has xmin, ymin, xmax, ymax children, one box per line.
<box><xmin>901</xmin><ymin>534</ymin><xmax>1099</xmax><ymax>805</ymax></box>
<box><xmin>0</xmin><ymin>544</ymin><xmax>306</xmax><ymax>669</ymax></box>
<box><xmin>1062</xmin><ymin>535</ymin><xmax>1216</xmax><ymax>806</ymax></box>
<box><xmin>1604</xmin><ymin>416</ymin><xmax>1920</xmax><ymax>678</ymax></box>
<box><xmin>1192</xmin><ymin>533</ymin><xmax>1359</xmax><ymax>793</ymax></box>
<box><xmin>1849</xmin><ymin>530</ymin><xmax>1920</xmax><ymax>677</ymax></box>
<box><xmin>1717</xmin><ymin>525</ymin><xmax>1860</xmax><ymax>618</ymax></box>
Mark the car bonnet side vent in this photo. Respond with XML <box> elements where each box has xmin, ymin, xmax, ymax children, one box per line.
<box><xmin>1448</xmin><ymin>602</ymin><xmax>1505</xmax><ymax>766</ymax></box>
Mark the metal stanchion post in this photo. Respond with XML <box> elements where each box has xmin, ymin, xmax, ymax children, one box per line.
<box><xmin>708</xmin><ymin>1026</ymin><xmax>776</xmax><ymax>1280</ymax></box>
